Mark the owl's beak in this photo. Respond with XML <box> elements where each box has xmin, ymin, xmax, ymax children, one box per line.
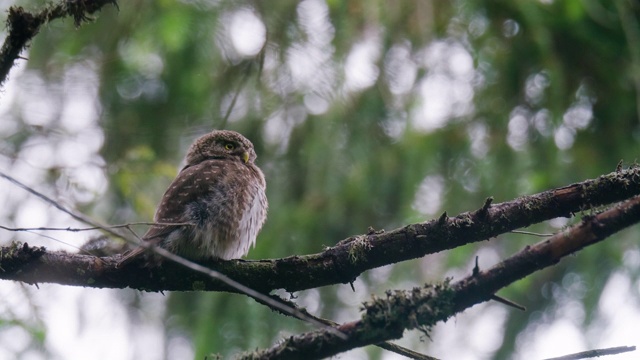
<box><xmin>242</xmin><ymin>152</ymin><xmax>250</xmax><ymax>163</ymax></box>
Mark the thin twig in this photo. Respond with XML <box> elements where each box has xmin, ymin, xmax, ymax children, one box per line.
<box><xmin>20</xmin><ymin>230</ymin><xmax>85</xmax><ymax>253</ymax></box>
<box><xmin>510</xmin><ymin>230</ymin><xmax>554</xmax><ymax>237</ymax></box>
<box><xmin>543</xmin><ymin>345</ymin><xmax>636</xmax><ymax>360</ymax></box>
<box><xmin>0</xmin><ymin>222</ymin><xmax>193</xmax><ymax>233</ymax></box>
<box><xmin>219</xmin><ymin>61</ymin><xmax>253</xmax><ymax>129</ymax></box>
<box><xmin>149</xmin><ymin>245</ymin><xmax>346</xmax><ymax>339</ymax></box>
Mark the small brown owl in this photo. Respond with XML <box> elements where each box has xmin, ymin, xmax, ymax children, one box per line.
<box><xmin>117</xmin><ymin>130</ymin><xmax>268</xmax><ymax>267</ymax></box>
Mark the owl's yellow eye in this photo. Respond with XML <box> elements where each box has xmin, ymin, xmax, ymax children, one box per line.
<box><xmin>224</xmin><ymin>143</ymin><xmax>235</xmax><ymax>150</ymax></box>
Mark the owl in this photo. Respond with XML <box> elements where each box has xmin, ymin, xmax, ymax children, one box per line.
<box><xmin>117</xmin><ymin>130</ymin><xmax>268</xmax><ymax>267</ymax></box>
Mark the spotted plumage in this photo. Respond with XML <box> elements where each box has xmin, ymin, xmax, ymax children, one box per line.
<box><xmin>117</xmin><ymin>130</ymin><xmax>268</xmax><ymax>267</ymax></box>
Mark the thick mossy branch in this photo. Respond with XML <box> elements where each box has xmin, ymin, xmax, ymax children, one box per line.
<box><xmin>240</xmin><ymin>282</ymin><xmax>455</xmax><ymax>360</ymax></box>
<box><xmin>361</xmin><ymin>283</ymin><xmax>455</xmax><ymax>338</ymax></box>
<box><xmin>0</xmin><ymin>167</ymin><xmax>639</xmax><ymax>292</ymax></box>
<box><xmin>241</xmin><ymin>195</ymin><xmax>640</xmax><ymax>360</ymax></box>
<box><xmin>0</xmin><ymin>241</ymin><xmax>46</xmax><ymax>274</ymax></box>
<box><xmin>0</xmin><ymin>0</ymin><xmax>117</xmax><ymax>87</ymax></box>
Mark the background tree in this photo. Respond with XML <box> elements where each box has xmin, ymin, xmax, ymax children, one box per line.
<box><xmin>0</xmin><ymin>0</ymin><xmax>638</xmax><ymax>359</ymax></box>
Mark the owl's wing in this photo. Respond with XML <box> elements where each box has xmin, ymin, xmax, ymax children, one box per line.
<box><xmin>141</xmin><ymin>160</ymin><xmax>230</xmax><ymax>242</ymax></box>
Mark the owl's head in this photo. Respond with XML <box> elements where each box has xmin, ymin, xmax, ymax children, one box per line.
<box><xmin>185</xmin><ymin>130</ymin><xmax>257</xmax><ymax>165</ymax></box>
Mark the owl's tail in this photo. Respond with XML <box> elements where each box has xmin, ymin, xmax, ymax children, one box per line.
<box><xmin>115</xmin><ymin>246</ymin><xmax>149</xmax><ymax>268</ymax></box>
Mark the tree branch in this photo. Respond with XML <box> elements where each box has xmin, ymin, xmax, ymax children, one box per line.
<box><xmin>0</xmin><ymin>167</ymin><xmax>639</xmax><ymax>292</ymax></box>
<box><xmin>0</xmin><ymin>0</ymin><xmax>118</xmax><ymax>87</ymax></box>
<box><xmin>256</xmin><ymin>294</ymin><xmax>440</xmax><ymax>360</ymax></box>
<box><xmin>239</xmin><ymin>194</ymin><xmax>640</xmax><ymax>359</ymax></box>
<box><xmin>543</xmin><ymin>345</ymin><xmax>636</xmax><ymax>360</ymax></box>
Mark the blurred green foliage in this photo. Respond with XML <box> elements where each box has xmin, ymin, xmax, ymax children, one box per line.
<box><xmin>2</xmin><ymin>0</ymin><xmax>640</xmax><ymax>358</ymax></box>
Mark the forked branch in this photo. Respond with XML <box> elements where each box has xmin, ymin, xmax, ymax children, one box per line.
<box><xmin>240</xmin><ymin>195</ymin><xmax>640</xmax><ymax>360</ymax></box>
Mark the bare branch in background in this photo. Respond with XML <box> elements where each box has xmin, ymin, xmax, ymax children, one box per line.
<box><xmin>543</xmin><ymin>345</ymin><xmax>636</xmax><ymax>360</ymax></box>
